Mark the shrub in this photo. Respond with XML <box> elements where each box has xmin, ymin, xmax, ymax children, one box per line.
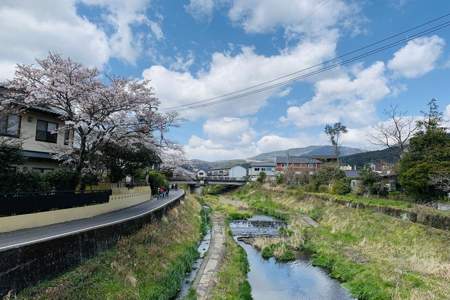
<box><xmin>45</xmin><ymin>168</ymin><xmax>79</xmax><ymax>191</ymax></box>
<box><xmin>318</xmin><ymin>185</ymin><xmax>329</xmax><ymax>193</ymax></box>
<box><xmin>148</xmin><ymin>170</ymin><xmax>168</xmax><ymax>194</ymax></box>
<box><xmin>331</xmin><ymin>179</ymin><xmax>351</xmax><ymax>195</ymax></box>
<box><xmin>257</xmin><ymin>171</ymin><xmax>267</xmax><ymax>183</ymax></box>
<box><xmin>275</xmin><ymin>173</ymin><xmax>284</xmax><ymax>185</ymax></box>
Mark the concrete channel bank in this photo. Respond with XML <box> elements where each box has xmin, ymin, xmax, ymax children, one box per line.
<box><xmin>0</xmin><ymin>190</ymin><xmax>185</xmax><ymax>297</ymax></box>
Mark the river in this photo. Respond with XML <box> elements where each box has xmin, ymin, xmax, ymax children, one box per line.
<box><xmin>230</xmin><ymin>216</ymin><xmax>353</xmax><ymax>300</ymax></box>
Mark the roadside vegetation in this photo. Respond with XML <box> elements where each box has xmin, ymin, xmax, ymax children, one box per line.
<box><xmin>15</xmin><ymin>195</ymin><xmax>205</xmax><ymax>300</ymax></box>
<box><xmin>232</xmin><ymin>184</ymin><xmax>450</xmax><ymax>300</ymax></box>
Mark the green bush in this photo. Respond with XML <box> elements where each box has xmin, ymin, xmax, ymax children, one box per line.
<box><xmin>318</xmin><ymin>184</ymin><xmax>329</xmax><ymax>193</ymax></box>
<box><xmin>331</xmin><ymin>179</ymin><xmax>351</xmax><ymax>195</ymax></box>
<box><xmin>148</xmin><ymin>170</ymin><xmax>168</xmax><ymax>194</ymax></box>
<box><xmin>45</xmin><ymin>168</ymin><xmax>79</xmax><ymax>191</ymax></box>
<box><xmin>275</xmin><ymin>173</ymin><xmax>284</xmax><ymax>185</ymax></box>
<box><xmin>257</xmin><ymin>171</ymin><xmax>267</xmax><ymax>183</ymax></box>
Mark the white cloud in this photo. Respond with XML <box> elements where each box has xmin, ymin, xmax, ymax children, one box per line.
<box><xmin>184</xmin><ymin>116</ymin><xmax>329</xmax><ymax>160</ymax></box>
<box><xmin>0</xmin><ymin>0</ymin><xmax>110</xmax><ymax>81</ymax></box>
<box><xmin>149</xmin><ymin>20</ymin><xmax>164</xmax><ymax>40</ymax></box>
<box><xmin>184</xmin><ymin>117</ymin><xmax>257</xmax><ymax>160</ymax></box>
<box><xmin>203</xmin><ymin>117</ymin><xmax>254</xmax><ymax>144</ymax></box>
<box><xmin>169</xmin><ymin>52</ymin><xmax>195</xmax><ymax>72</ymax></box>
<box><xmin>186</xmin><ymin>0</ymin><xmax>216</xmax><ymax>21</ymax></box>
<box><xmin>81</xmin><ymin>0</ymin><xmax>152</xmax><ymax>63</ymax></box>
<box><xmin>281</xmin><ymin>61</ymin><xmax>391</xmax><ymax>128</ymax></box>
<box><xmin>277</xmin><ymin>87</ymin><xmax>292</xmax><ymax>98</ymax></box>
<box><xmin>445</xmin><ymin>104</ymin><xmax>450</xmax><ymax>121</ymax></box>
<box><xmin>387</xmin><ymin>35</ymin><xmax>445</xmax><ymax>78</ymax></box>
<box><xmin>143</xmin><ymin>33</ymin><xmax>337</xmax><ymax>119</ymax></box>
<box><xmin>228</xmin><ymin>0</ymin><xmax>363</xmax><ymax>38</ymax></box>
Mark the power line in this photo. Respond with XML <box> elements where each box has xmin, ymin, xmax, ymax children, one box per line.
<box><xmin>161</xmin><ymin>13</ymin><xmax>450</xmax><ymax>112</ymax></box>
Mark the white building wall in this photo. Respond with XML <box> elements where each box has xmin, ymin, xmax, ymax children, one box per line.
<box><xmin>248</xmin><ymin>166</ymin><xmax>276</xmax><ymax>178</ymax></box>
<box><xmin>229</xmin><ymin>166</ymin><xmax>247</xmax><ymax>179</ymax></box>
<box><xmin>19</xmin><ymin>111</ymin><xmax>73</xmax><ymax>154</ymax></box>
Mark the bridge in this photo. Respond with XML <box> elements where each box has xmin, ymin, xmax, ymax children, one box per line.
<box><xmin>170</xmin><ymin>177</ymin><xmax>247</xmax><ymax>187</ymax></box>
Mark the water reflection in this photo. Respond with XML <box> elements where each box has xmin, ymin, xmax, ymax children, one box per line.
<box><xmin>239</xmin><ymin>241</ymin><xmax>353</xmax><ymax>300</ymax></box>
<box><xmin>230</xmin><ymin>216</ymin><xmax>353</xmax><ymax>300</ymax></box>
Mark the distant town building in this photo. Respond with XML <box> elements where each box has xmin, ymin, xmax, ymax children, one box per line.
<box><xmin>339</xmin><ymin>164</ymin><xmax>353</xmax><ymax>171</ymax></box>
<box><xmin>275</xmin><ymin>156</ymin><xmax>321</xmax><ymax>175</ymax></box>
<box><xmin>248</xmin><ymin>162</ymin><xmax>276</xmax><ymax>181</ymax></box>
<box><xmin>207</xmin><ymin>168</ymin><xmax>229</xmax><ymax>179</ymax></box>
<box><xmin>228</xmin><ymin>165</ymin><xmax>247</xmax><ymax>180</ymax></box>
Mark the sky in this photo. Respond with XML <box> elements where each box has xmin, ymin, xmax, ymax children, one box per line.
<box><xmin>1</xmin><ymin>0</ymin><xmax>449</xmax><ymax>161</ymax></box>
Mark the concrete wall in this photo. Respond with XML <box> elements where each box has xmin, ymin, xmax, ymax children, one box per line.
<box><xmin>0</xmin><ymin>187</ymin><xmax>152</xmax><ymax>233</ymax></box>
<box><xmin>0</xmin><ymin>190</ymin><xmax>184</xmax><ymax>297</ymax></box>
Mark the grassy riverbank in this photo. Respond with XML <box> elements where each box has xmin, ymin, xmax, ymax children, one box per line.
<box><xmin>232</xmin><ymin>184</ymin><xmax>450</xmax><ymax>300</ymax></box>
<box><xmin>198</xmin><ymin>194</ymin><xmax>251</xmax><ymax>300</ymax></box>
<box><xmin>16</xmin><ymin>195</ymin><xmax>204</xmax><ymax>300</ymax></box>
<box><xmin>209</xmin><ymin>227</ymin><xmax>252</xmax><ymax>300</ymax></box>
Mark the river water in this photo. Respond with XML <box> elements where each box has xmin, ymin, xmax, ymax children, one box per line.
<box><xmin>230</xmin><ymin>216</ymin><xmax>353</xmax><ymax>300</ymax></box>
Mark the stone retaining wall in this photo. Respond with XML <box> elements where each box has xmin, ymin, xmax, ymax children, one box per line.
<box><xmin>0</xmin><ymin>191</ymin><xmax>184</xmax><ymax>297</ymax></box>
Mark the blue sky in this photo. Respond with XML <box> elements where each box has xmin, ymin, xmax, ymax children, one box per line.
<box><xmin>1</xmin><ymin>0</ymin><xmax>449</xmax><ymax>161</ymax></box>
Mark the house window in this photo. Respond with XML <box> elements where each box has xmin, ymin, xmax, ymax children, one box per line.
<box><xmin>64</xmin><ymin>127</ymin><xmax>71</xmax><ymax>145</ymax></box>
<box><xmin>254</xmin><ymin>168</ymin><xmax>260</xmax><ymax>171</ymax></box>
<box><xmin>36</xmin><ymin>120</ymin><xmax>58</xmax><ymax>143</ymax></box>
<box><xmin>0</xmin><ymin>114</ymin><xmax>20</xmax><ymax>137</ymax></box>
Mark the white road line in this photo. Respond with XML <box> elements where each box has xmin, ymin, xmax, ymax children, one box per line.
<box><xmin>0</xmin><ymin>190</ymin><xmax>184</xmax><ymax>252</ymax></box>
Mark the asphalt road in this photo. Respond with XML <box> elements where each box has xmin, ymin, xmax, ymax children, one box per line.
<box><xmin>0</xmin><ymin>189</ymin><xmax>184</xmax><ymax>252</ymax></box>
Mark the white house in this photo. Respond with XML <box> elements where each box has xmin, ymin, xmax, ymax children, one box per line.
<box><xmin>248</xmin><ymin>162</ymin><xmax>276</xmax><ymax>181</ymax></box>
<box><xmin>229</xmin><ymin>165</ymin><xmax>247</xmax><ymax>180</ymax></box>
<box><xmin>1</xmin><ymin>86</ymin><xmax>74</xmax><ymax>173</ymax></box>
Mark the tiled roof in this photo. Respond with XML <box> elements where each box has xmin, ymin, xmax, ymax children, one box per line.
<box><xmin>275</xmin><ymin>156</ymin><xmax>322</xmax><ymax>164</ymax></box>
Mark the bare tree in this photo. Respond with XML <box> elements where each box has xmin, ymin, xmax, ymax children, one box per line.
<box><xmin>324</xmin><ymin>122</ymin><xmax>348</xmax><ymax>166</ymax></box>
<box><xmin>370</xmin><ymin>105</ymin><xmax>417</xmax><ymax>154</ymax></box>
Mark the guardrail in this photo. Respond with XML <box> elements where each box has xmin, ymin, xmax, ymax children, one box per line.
<box><xmin>0</xmin><ymin>190</ymin><xmax>112</xmax><ymax>217</ymax></box>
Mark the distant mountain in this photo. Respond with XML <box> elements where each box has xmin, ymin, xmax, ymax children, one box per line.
<box><xmin>249</xmin><ymin>145</ymin><xmax>364</xmax><ymax>161</ymax></box>
<box><xmin>340</xmin><ymin>147</ymin><xmax>401</xmax><ymax>167</ymax></box>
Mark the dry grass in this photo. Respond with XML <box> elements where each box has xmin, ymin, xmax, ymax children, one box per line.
<box><xmin>16</xmin><ymin>196</ymin><xmax>203</xmax><ymax>300</ymax></box>
<box><xmin>233</xmin><ymin>186</ymin><xmax>450</xmax><ymax>300</ymax></box>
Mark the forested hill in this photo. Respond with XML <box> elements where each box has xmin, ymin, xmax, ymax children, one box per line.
<box><xmin>341</xmin><ymin>147</ymin><xmax>401</xmax><ymax>167</ymax></box>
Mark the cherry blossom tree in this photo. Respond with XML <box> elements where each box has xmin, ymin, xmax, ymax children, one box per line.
<box><xmin>7</xmin><ymin>53</ymin><xmax>176</xmax><ymax>185</ymax></box>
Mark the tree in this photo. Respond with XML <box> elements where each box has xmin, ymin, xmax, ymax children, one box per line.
<box><xmin>8</xmin><ymin>53</ymin><xmax>175</xmax><ymax>186</ymax></box>
<box><xmin>147</xmin><ymin>170</ymin><xmax>168</xmax><ymax>194</ymax></box>
<box><xmin>99</xmin><ymin>141</ymin><xmax>161</xmax><ymax>183</ymax></box>
<box><xmin>370</xmin><ymin>105</ymin><xmax>416</xmax><ymax>155</ymax></box>
<box><xmin>399</xmin><ymin>99</ymin><xmax>450</xmax><ymax>200</ymax></box>
<box><xmin>324</xmin><ymin>122</ymin><xmax>348</xmax><ymax>166</ymax></box>
<box><xmin>310</xmin><ymin>165</ymin><xmax>345</xmax><ymax>190</ymax></box>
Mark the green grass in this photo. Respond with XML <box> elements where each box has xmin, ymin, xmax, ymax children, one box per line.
<box><xmin>210</xmin><ymin>227</ymin><xmax>252</xmax><ymax>300</ymax></box>
<box><xmin>232</xmin><ymin>186</ymin><xmax>450</xmax><ymax>300</ymax></box>
<box><xmin>312</xmin><ymin>192</ymin><xmax>450</xmax><ymax>217</ymax></box>
<box><xmin>16</xmin><ymin>196</ymin><xmax>205</xmax><ymax>300</ymax></box>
